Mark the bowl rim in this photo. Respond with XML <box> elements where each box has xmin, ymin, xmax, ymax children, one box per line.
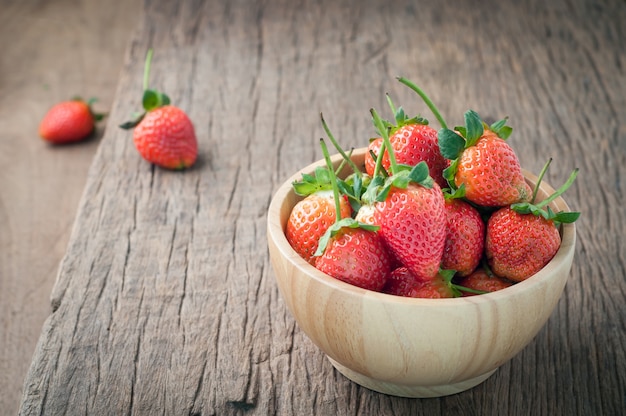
<box><xmin>267</xmin><ymin>148</ymin><xmax>576</xmax><ymax>306</ymax></box>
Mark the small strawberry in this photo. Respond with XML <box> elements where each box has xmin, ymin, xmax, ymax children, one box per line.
<box><xmin>364</xmin><ymin>137</ymin><xmax>383</xmax><ymax>177</ymax></box>
<box><xmin>438</xmin><ymin>110</ymin><xmax>532</xmax><ymax>206</ymax></box>
<box><xmin>314</xmin><ymin>139</ymin><xmax>390</xmax><ymax>291</ymax></box>
<box><xmin>457</xmin><ymin>268</ymin><xmax>512</xmax><ymax>296</ymax></box>
<box><xmin>369</xmin><ymin>109</ymin><xmax>447</xmax><ymax>282</ymax></box>
<box><xmin>383</xmin><ymin>268</ymin><xmax>465</xmax><ymax>299</ymax></box>
<box><xmin>485</xmin><ymin>160</ymin><xmax>580</xmax><ymax>281</ymax></box>
<box><xmin>39</xmin><ymin>98</ymin><xmax>105</xmax><ymax>144</ymax></box>
<box><xmin>440</xmin><ymin>193</ymin><xmax>485</xmax><ymax>276</ymax></box>
<box><xmin>286</xmin><ymin>167</ymin><xmax>352</xmax><ymax>265</ymax></box>
<box><xmin>120</xmin><ymin>49</ymin><xmax>197</xmax><ymax>170</ymax></box>
<box><xmin>365</xmin><ymin>96</ymin><xmax>448</xmax><ymax>188</ymax></box>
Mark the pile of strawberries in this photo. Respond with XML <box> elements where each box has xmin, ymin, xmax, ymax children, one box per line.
<box><xmin>285</xmin><ymin>78</ymin><xmax>579</xmax><ymax>298</ymax></box>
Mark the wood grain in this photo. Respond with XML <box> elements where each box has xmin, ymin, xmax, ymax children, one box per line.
<box><xmin>18</xmin><ymin>0</ymin><xmax>626</xmax><ymax>415</ymax></box>
<box><xmin>0</xmin><ymin>1</ymin><xmax>140</xmax><ymax>414</ymax></box>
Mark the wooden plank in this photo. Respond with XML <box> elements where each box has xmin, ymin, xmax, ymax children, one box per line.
<box><xmin>0</xmin><ymin>1</ymin><xmax>141</xmax><ymax>414</ymax></box>
<box><xmin>19</xmin><ymin>0</ymin><xmax>626</xmax><ymax>414</ymax></box>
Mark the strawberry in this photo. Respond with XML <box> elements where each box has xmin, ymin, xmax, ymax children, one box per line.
<box><xmin>441</xmin><ymin>195</ymin><xmax>485</xmax><ymax>276</ymax></box>
<box><xmin>120</xmin><ymin>49</ymin><xmax>197</xmax><ymax>170</ymax></box>
<box><xmin>364</xmin><ymin>138</ymin><xmax>383</xmax><ymax>177</ymax></box>
<box><xmin>313</xmin><ymin>139</ymin><xmax>390</xmax><ymax>291</ymax></box>
<box><xmin>485</xmin><ymin>160</ymin><xmax>580</xmax><ymax>281</ymax></box>
<box><xmin>383</xmin><ymin>268</ymin><xmax>459</xmax><ymax>299</ymax></box>
<box><xmin>438</xmin><ymin>111</ymin><xmax>532</xmax><ymax>207</ymax></box>
<box><xmin>369</xmin><ymin>109</ymin><xmax>447</xmax><ymax>282</ymax></box>
<box><xmin>39</xmin><ymin>98</ymin><xmax>105</xmax><ymax>144</ymax></box>
<box><xmin>458</xmin><ymin>268</ymin><xmax>512</xmax><ymax>296</ymax></box>
<box><xmin>366</xmin><ymin>96</ymin><xmax>448</xmax><ymax>188</ymax></box>
<box><xmin>315</xmin><ymin>224</ymin><xmax>390</xmax><ymax>291</ymax></box>
<box><xmin>286</xmin><ymin>189</ymin><xmax>352</xmax><ymax>265</ymax></box>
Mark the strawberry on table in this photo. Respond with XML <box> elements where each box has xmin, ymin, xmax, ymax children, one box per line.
<box><xmin>486</xmin><ymin>160</ymin><xmax>580</xmax><ymax>282</ymax></box>
<box><xmin>120</xmin><ymin>49</ymin><xmax>198</xmax><ymax>170</ymax></box>
<box><xmin>39</xmin><ymin>98</ymin><xmax>105</xmax><ymax>144</ymax></box>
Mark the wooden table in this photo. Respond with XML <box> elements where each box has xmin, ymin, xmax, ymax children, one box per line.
<box><xmin>18</xmin><ymin>0</ymin><xmax>625</xmax><ymax>414</ymax></box>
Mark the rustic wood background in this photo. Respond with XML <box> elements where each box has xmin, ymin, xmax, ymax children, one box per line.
<box><xmin>8</xmin><ymin>0</ymin><xmax>626</xmax><ymax>415</ymax></box>
<box><xmin>0</xmin><ymin>1</ymin><xmax>140</xmax><ymax>414</ymax></box>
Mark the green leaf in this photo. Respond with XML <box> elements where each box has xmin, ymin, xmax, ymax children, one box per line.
<box><xmin>408</xmin><ymin>161</ymin><xmax>434</xmax><ymax>188</ymax></box>
<box><xmin>119</xmin><ymin>112</ymin><xmax>146</xmax><ymax>130</ymax></box>
<box><xmin>443</xmin><ymin>158</ymin><xmax>459</xmax><ymax>189</ymax></box>
<box><xmin>142</xmin><ymin>89</ymin><xmax>170</xmax><ymax>111</ymax></box>
<box><xmin>464</xmin><ymin>110</ymin><xmax>484</xmax><ymax>146</ymax></box>
<box><xmin>553</xmin><ymin>211</ymin><xmax>580</xmax><ymax>224</ymax></box>
<box><xmin>490</xmin><ymin>117</ymin><xmax>513</xmax><ymax>139</ymax></box>
<box><xmin>438</xmin><ymin>128</ymin><xmax>466</xmax><ymax>159</ymax></box>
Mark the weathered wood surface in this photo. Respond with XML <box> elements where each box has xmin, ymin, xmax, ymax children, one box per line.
<box><xmin>19</xmin><ymin>0</ymin><xmax>625</xmax><ymax>414</ymax></box>
<box><xmin>0</xmin><ymin>1</ymin><xmax>140</xmax><ymax>414</ymax></box>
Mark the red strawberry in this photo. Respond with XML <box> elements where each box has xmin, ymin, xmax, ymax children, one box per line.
<box><xmin>286</xmin><ymin>190</ymin><xmax>352</xmax><ymax>265</ymax></box>
<box><xmin>364</xmin><ymin>138</ymin><xmax>383</xmax><ymax>177</ymax></box>
<box><xmin>39</xmin><ymin>98</ymin><xmax>104</xmax><ymax>144</ymax></box>
<box><xmin>383</xmin><ymin>267</ymin><xmax>456</xmax><ymax>299</ymax></box>
<box><xmin>367</xmin><ymin>98</ymin><xmax>448</xmax><ymax>188</ymax></box>
<box><xmin>315</xmin><ymin>225</ymin><xmax>391</xmax><ymax>291</ymax></box>
<box><xmin>439</xmin><ymin>111</ymin><xmax>532</xmax><ymax>207</ymax></box>
<box><xmin>131</xmin><ymin>106</ymin><xmax>197</xmax><ymax>169</ymax></box>
<box><xmin>374</xmin><ymin>181</ymin><xmax>446</xmax><ymax>281</ymax></box>
<box><xmin>369</xmin><ymin>109</ymin><xmax>447</xmax><ymax>281</ymax></box>
<box><xmin>485</xmin><ymin>162</ymin><xmax>580</xmax><ymax>281</ymax></box>
<box><xmin>310</xmin><ymin>138</ymin><xmax>390</xmax><ymax>290</ymax></box>
<box><xmin>458</xmin><ymin>268</ymin><xmax>512</xmax><ymax>296</ymax></box>
<box><xmin>441</xmin><ymin>197</ymin><xmax>485</xmax><ymax>276</ymax></box>
<box><xmin>120</xmin><ymin>49</ymin><xmax>197</xmax><ymax>170</ymax></box>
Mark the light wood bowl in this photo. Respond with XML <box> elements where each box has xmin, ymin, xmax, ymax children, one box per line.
<box><xmin>267</xmin><ymin>148</ymin><xmax>576</xmax><ymax>398</ymax></box>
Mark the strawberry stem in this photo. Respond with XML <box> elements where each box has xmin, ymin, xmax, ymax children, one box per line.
<box><xmin>320</xmin><ymin>113</ymin><xmax>362</xmax><ymax>176</ymax></box>
<box><xmin>534</xmin><ymin>168</ymin><xmax>579</xmax><ymax>209</ymax></box>
<box><xmin>397</xmin><ymin>77</ymin><xmax>448</xmax><ymax>129</ymax></box>
<box><xmin>143</xmin><ymin>49</ymin><xmax>153</xmax><ymax>91</ymax></box>
<box><xmin>320</xmin><ymin>138</ymin><xmax>343</xmax><ymax>222</ymax></box>
<box><xmin>532</xmin><ymin>158</ymin><xmax>553</xmax><ymax>204</ymax></box>
<box><xmin>371</xmin><ymin>108</ymin><xmax>398</xmax><ymax>174</ymax></box>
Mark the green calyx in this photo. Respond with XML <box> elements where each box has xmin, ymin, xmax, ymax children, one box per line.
<box><xmin>119</xmin><ymin>48</ymin><xmax>171</xmax><ymax>130</ymax></box>
<box><xmin>510</xmin><ymin>158</ymin><xmax>580</xmax><ymax>225</ymax></box>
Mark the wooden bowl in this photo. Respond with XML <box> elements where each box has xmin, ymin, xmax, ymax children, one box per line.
<box><xmin>266</xmin><ymin>148</ymin><xmax>576</xmax><ymax>398</ymax></box>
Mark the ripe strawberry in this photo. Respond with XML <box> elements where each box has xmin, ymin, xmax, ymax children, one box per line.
<box><xmin>120</xmin><ymin>49</ymin><xmax>197</xmax><ymax>170</ymax></box>
<box><xmin>286</xmin><ymin>190</ymin><xmax>352</xmax><ymax>265</ymax></box>
<box><xmin>366</xmin><ymin>98</ymin><xmax>448</xmax><ymax>188</ymax></box>
<box><xmin>364</xmin><ymin>138</ymin><xmax>383</xmax><ymax>177</ymax></box>
<box><xmin>131</xmin><ymin>106</ymin><xmax>197</xmax><ymax>169</ymax></box>
<box><xmin>439</xmin><ymin>111</ymin><xmax>532</xmax><ymax>207</ymax></box>
<box><xmin>312</xmin><ymin>138</ymin><xmax>390</xmax><ymax>290</ymax></box>
<box><xmin>39</xmin><ymin>98</ymin><xmax>105</xmax><ymax>144</ymax></box>
<box><xmin>485</xmin><ymin>161</ymin><xmax>580</xmax><ymax>281</ymax></box>
<box><xmin>315</xmin><ymin>225</ymin><xmax>391</xmax><ymax>291</ymax></box>
<box><xmin>441</xmin><ymin>196</ymin><xmax>485</xmax><ymax>276</ymax></box>
<box><xmin>369</xmin><ymin>108</ymin><xmax>446</xmax><ymax>282</ymax></box>
<box><xmin>383</xmin><ymin>267</ymin><xmax>456</xmax><ymax>299</ymax></box>
<box><xmin>458</xmin><ymin>268</ymin><xmax>512</xmax><ymax>295</ymax></box>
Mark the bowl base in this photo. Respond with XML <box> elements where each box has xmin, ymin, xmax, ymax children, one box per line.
<box><xmin>328</xmin><ymin>357</ymin><xmax>497</xmax><ymax>398</ymax></box>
